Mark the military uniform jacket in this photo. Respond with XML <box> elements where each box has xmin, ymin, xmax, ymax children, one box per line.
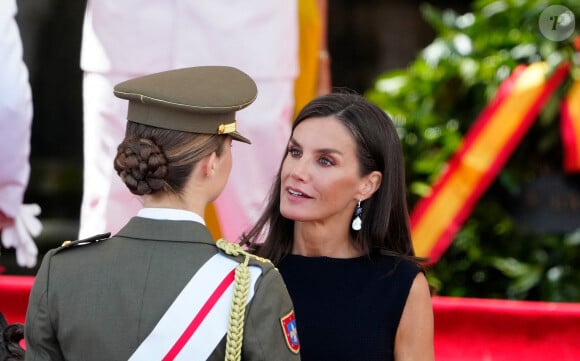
<box><xmin>24</xmin><ymin>217</ymin><xmax>300</xmax><ymax>361</ymax></box>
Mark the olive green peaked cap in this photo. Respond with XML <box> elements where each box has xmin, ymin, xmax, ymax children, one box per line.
<box><xmin>113</xmin><ymin>66</ymin><xmax>256</xmax><ymax>144</ymax></box>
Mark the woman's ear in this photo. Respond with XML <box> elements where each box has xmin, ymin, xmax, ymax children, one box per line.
<box><xmin>358</xmin><ymin>171</ymin><xmax>382</xmax><ymax>200</ymax></box>
<box><xmin>200</xmin><ymin>152</ymin><xmax>218</xmax><ymax>178</ymax></box>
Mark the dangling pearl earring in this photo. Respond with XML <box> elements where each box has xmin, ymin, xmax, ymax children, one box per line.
<box><xmin>351</xmin><ymin>200</ymin><xmax>362</xmax><ymax>231</ymax></box>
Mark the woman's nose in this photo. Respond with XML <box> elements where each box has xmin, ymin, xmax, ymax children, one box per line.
<box><xmin>289</xmin><ymin>158</ymin><xmax>309</xmax><ymax>181</ymax></box>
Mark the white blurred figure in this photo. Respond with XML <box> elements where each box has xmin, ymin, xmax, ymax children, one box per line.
<box><xmin>78</xmin><ymin>1</ymin><xmax>298</xmax><ymax>242</ymax></box>
<box><xmin>0</xmin><ymin>0</ymin><xmax>42</xmax><ymax>268</ymax></box>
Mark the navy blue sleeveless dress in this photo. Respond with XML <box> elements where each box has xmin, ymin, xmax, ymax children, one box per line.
<box><xmin>278</xmin><ymin>254</ymin><xmax>420</xmax><ymax>361</ymax></box>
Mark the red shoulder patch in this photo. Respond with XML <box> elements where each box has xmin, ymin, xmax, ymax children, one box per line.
<box><xmin>280</xmin><ymin>309</ymin><xmax>300</xmax><ymax>353</ymax></box>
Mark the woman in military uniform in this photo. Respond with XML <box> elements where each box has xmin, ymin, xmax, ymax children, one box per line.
<box><xmin>24</xmin><ymin>66</ymin><xmax>300</xmax><ymax>361</ymax></box>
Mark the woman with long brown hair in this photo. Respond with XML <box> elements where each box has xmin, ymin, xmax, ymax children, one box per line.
<box><xmin>243</xmin><ymin>91</ymin><xmax>434</xmax><ymax>361</ymax></box>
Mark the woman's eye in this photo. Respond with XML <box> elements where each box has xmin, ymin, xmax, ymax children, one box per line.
<box><xmin>288</xmin><ymin>147</ymin><xmax>302</xmax><ymax>158</ymax></box>
<box><xmin>319</xmin><ymin>157</ymin><xmax>334</xmax><ymax>166</ymax></box>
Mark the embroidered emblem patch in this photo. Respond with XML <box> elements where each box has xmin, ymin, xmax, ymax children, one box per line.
<box><xmin>280</xmin><ymin>310</ymin><xmax>300</xmax><ymax>353</ymax></box>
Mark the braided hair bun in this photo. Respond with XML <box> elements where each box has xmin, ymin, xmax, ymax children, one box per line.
<box><xmin>114</xmin><ymin>137</ymin><xmax>168</xmax><ymax>195</ymax></box>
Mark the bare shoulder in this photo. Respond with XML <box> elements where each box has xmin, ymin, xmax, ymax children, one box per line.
<box><xmin>395</xmin><ymin>272</ymin><xmax>434</xmax><ymax>361</ymax></box>
<box><xmin>409</xmin><ymin>272</ymin><xmax>432</xmax><ymax>302</ymax></box>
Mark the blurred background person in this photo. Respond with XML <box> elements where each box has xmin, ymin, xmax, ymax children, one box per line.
<box><xmin>78</xmin><ymin>0</ymin><xmax>301</xmax><ymax>242</ymax></box>
<box><xmin>0</xmin><ymin>0</ymin><xmax>42</xmax><ymax>270</ymax></box>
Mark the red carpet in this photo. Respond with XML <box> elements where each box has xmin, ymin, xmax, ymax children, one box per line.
<box><xmin>0</xmin><ymin>275</ymin><xmax>34</xmax><ymax>325</ymax></box>
<box><xmin>2</xmin><ymin>275</ymin><xmax>580</xmax><ymax>360</ymax></box>
<box><xmin>432</xmin><ymin>296</ymin><xmax>580</xmax><ymax>360</ymax></box>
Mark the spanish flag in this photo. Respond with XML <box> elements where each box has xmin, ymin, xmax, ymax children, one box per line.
<box><xmin>410</xmin><ymin>62</ymin><xmax>570</xmax><ymax>262</ymax></box>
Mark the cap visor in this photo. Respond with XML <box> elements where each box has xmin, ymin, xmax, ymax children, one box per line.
<box><xmin>230</xmin><ymin>131</ymin><xmax>251</xmax><ymax>144</ymax></box>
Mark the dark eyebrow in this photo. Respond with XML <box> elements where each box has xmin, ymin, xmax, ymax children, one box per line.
<box><xmin>288</xmin><ymin>138</ymin><xmax>344</xmax><ymax>156</ymax></box>
<box><xmin>288</xmin><ymin>138</ymin><xmax>300</xmax><ymax>147</ymax></box>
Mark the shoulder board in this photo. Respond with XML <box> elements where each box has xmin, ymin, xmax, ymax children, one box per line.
<box><xmin>54</xmin><ymin>232</ymin><xmax>111</xmax><ymax>254</ymax></box>
<box><xmin>215</xmin><ymin>238</ymin><xmax>273</xmax><ymax>266</ymax></box>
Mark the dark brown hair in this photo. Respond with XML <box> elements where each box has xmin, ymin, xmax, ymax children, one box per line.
<box><xmin>114</xmin><ymin>121</ymin><xmax>226</xmax><ymax>196</ymax></box>
<box><xmin>0</xmin><ymin>313</ymin><xmax>24</xmax><ymax>361</ymax></box>
<box><xmin>242</xmin><ymin>92</ymin><xmax>420</xmax><ymax>265</ymax></box>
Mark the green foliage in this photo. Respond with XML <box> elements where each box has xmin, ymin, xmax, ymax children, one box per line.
<box><xmin>367</xmin><ymin>0</ymin><xmax>580</xmax><ymax>301</ymax></box>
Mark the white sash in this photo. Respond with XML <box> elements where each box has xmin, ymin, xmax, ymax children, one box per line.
<box><xmin>128</xmin><ymin>253</ymin><xmax>262</xmax><ymax>361</ymax></box>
